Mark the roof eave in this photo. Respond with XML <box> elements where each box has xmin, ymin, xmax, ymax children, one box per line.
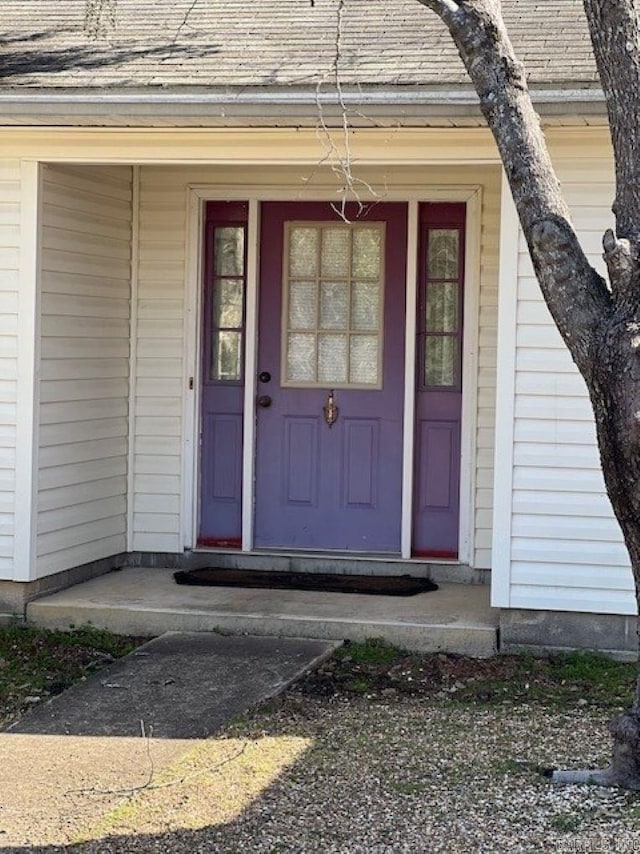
<box><xmin>0</xmin><ymin>85</ymin><xmax>608</xmax><ymax>127</ymax></box>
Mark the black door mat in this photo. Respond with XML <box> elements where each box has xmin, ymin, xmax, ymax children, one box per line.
<box><xmin>173</xmin><ymin>568</ymin><xmax>438</xmax><ymax>596</ymax></box>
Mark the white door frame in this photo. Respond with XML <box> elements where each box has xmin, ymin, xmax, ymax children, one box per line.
<box><xmin>183</xmin><ymin>184</ymin><xmax>482</xmax><ymax>563</ymax></box>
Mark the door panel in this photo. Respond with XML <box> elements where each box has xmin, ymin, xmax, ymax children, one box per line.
<box><xmin>205</xmin><ymin>413</ymin><xmax>242</xmax><ymax>501</ymax></box>
<box><xmin>284</xmin><ymin>417</ymin><xmax>319</xmax><ymax>505</ymax></box>
<box><xmin>418</xmin><ymin>419</ymin><xmax>456</xmax><ymax>509</ymax></box>
<box><xmin>254</xmin><ymin>202</ymin><xmax>407</xmax><ymax>552</ymax></box>
<box><xmin>343</xmin><ymin>418</ymin><xmax>379</xmax><ymax>508</ymax></box>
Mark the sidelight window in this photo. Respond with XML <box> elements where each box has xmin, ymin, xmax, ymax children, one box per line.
<box><xmin>420</xmin><ymin>227</ymin><xmax>463</xmax><ymax>389</ymax></box>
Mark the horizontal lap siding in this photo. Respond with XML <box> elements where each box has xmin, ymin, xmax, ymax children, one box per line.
<box><xmin>135</xmin><ymin>165</ymin><xmax>499</xmax><ymax>565</ymax></box>
<box><xmin>0</xmin><ymin>161</ymin><xmax>20</xmax><ymax>577</ymax></box>
<box><xmin>510</xmin><ymin>158</ymin><xmax>635</xmax><ymax>614</ymax></box>
<box><xmin>37</xmin><ymin>165</ymin><xmax>132</xmax><ymax>577</ymax></box>
<box><xmin>134</xmin><ymin>168</ymin><xmax>186</xmax><ymax>552</ymax></box>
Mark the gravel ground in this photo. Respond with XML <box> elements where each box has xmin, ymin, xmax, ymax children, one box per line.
<box><xmin>5</xmin><ymin>690</ymin><xmax>640</xmax><ymax>853</ymax></box>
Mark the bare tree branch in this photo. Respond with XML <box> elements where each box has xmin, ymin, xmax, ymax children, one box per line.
<box><xmin>581</xmin><ymin>0</ymin><xmax>640</xmax><ymax>335</ymax></box>
<box><xmin>416</xmin><ymin>0</ymin><xmax>462</xmax><ymax>27</ymax></box>
<box><xmin>420</xmin><ymin>0</ymin><xmax>612</xmax><ymax>370</ymax></box>
<box><xmin>314</xmin><ymin>0</ymin><xmax>383</xmax><ymax>219</ymax></box>
<box><xmin>583</xmin><ymin>0</ymin><xmax>640</xmax><ymax>243</ymax></box>
<box><xmin>173</xmin><ymin>0</ymin><xmax>202</xmax><ymax>43</ymax></box>
<box><xmin>84</xmin><ymin>0</ymin><xmax>116</xmax><ymax>38</ymax></box>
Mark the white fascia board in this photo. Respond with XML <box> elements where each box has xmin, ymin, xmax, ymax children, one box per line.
<box><xmin>0</xmin><ymin>85</ymin><xmax>606</xmax><ymax>124</ymax></box>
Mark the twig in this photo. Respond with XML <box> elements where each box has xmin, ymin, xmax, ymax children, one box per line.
<box><xmin>84</xmin><ymin>0</ymin><xmax>117</xmax><ymax>39</ymax></box>
<box><xmin>69</xmin><ymin>734</ymin><xmax>250</xmax><ymax>797</ymax></box>
<box><xmin>313</xmin><ymin>0</ymin><xmax>385</xmax><ymax>221</ymax></box>
<box><xmin>173</xmin><ymin>0</ymin><xmax>201</xmax><ymax>43</ymax></box>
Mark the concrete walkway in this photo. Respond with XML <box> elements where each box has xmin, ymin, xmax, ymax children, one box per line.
<box><xmin>27</xmin><ymin>566</ymin><xmax>498</xmax><ymax>657</ymax></box>
<box><xmin>0</xmin><ymin>633</ymin><xmax>337</xmax><ymax>848</ymax></box>
<box><xmin>9</xmin><ymin>632</ymin><xmax>338</xmax><ymax>739</ymax></box>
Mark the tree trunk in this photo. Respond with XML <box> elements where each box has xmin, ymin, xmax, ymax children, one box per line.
<box><xmin>563</xmin><ymin>332</ymin><xmax>640</xmax><ymax>788</ymax></box>
<box><xmin>417</xmin><ymin>0</ymin><xmax>640</xmax><ymax>787</ymax></box>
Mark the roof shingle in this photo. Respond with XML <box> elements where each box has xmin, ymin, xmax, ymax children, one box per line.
<box><xmin>0</xmin><ymin>0</ymin><xmax>598</xmax><ymax>91</ymax></box>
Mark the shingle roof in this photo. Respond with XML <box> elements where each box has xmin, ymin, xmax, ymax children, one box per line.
<box><xmin>0</xmin><ymin>0</ymin><xmax>598</xmax><ymax>91</ymax></box>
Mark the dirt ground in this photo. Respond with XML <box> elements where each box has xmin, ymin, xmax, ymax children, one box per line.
<box><xmin>2</xmin><ymin>633</ymin><xmax>640</xmax><ymax>853</ymax></box>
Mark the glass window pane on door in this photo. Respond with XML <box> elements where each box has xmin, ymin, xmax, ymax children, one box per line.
<box><xmin>212</xmin><ymin>330</ymin><xmax>242</xmax><ymax>382</ymax></box>
<box><xmin>352</xmin><ymin>228</ymin><xmax>381</xmax><ymax>278</ymax></box>
<box><xmin>213</xmin><ymin>278</ymin><xmax>243</xmax><ymax>328</ymax></box>
<box><xmin>320</xmin><ymin>281</ymin><xmax>348</xmax><ymax>330</ymax></box>
<box><xmin>289</xmin><ymin>281</ymin><xmax>317</xmax><ymax>330</ymax></box>
<box><xmin>426</xmin><ymin>282</ymin><xmax>458</xmax><ymax>333</ymax></box>
<box><xmin>289</xmin><ymin>228</ymin><xmax>319</xmax><ymax>277</ymax></box>
<box><xmin>214</xmin><ymin>227</ymin><xmax>245</xmax><ymax>276</ymax></box>
<box><xmin>318</xmin><ymin>334</ymin><xmax>348</xmax><ymax>383</ymax></box>
<box><xmin>352</xmin><ymin>280</ymin><xmax>380</xmax><ymax>331</ymax></box>
<box><xmin>321</xmin><ymin>228</ymin><xmax>350</xmax><ymax>277</ymax></box>
<box><xmin>286</xmin><ymin>333</ymin><xmax>317</xmax><ymax>382</ymax></box>
<box><xmin>425</xmin><ymin>336</ymin><xmax>456</xmax><ymax>387</ymax></box>
<box><xmin>427</xmin><ymin>229</ymin><xmax>459</xmax><ymax>279</ymax></box>
<box><xmin>350</xmin><ymin>335</ymin><xmax>378</xmax><ymax>384</ymax></box>
<box><xmin>283</xmin><ymin>223</ymin><xmax>384</xmax><ymax>388</ymax></box>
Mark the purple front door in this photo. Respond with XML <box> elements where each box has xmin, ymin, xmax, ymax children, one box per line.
<box><xmin>254</xmin><ymin>202</ymin><xmax>407</xmax><ymax>552</ymax></box>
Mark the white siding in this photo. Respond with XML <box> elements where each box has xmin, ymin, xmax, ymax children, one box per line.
<box><xmin>0</xmin><ymin>161</ymin><xmax>21</xmax><ymax>578</ymax></box>
<box><xmin>135</xmin><ymin>165</ymin><xmax>500</xmax><ymax>563</ymax></box>
<box><xmin>503</xmin><ymin>156</ymin><xmax>635</xmax><ymax>614</ymax></box>
<box><xmin>36</xmin><ymin>165</ymin><xmax>132</xmax><ymax>577</ymax></box>
<box><xmin>134</xmin><ymin>168</ymin><xmax>186</xmax><ymax>552</ymax></box>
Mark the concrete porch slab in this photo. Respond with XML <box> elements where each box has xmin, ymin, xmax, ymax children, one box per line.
<box><xmin>26</xmin><ymin>567</ymin><xmax>499</xmax><ymax>658</ymax></box>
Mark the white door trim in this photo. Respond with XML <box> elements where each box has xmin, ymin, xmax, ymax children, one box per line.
<box><xmin>401</xmin><ymin>202</ymin><xmax>419</xmax><ymax>559</ymax></box>
<box><xmin>241</xmin><ymin>200</ymin><xmax>260</xmax><ymax>550</ymax></box>
<box><xmin>182</xmin><ymin>189</ymin><xmax>205</xmax><ymax>549</ymax></box>
<box><xmin>184</xmin><ymin>184</ymin><xmax>482</xmax><ymax>563</ymax></box>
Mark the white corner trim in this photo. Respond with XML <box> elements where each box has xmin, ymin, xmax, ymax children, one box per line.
<box><xmin>242</xmin><ymin>200</ymin><xmax>260</xmax><ymax>551</ymax></box>
<box><xmin>401</xmin><ymin>201</ymin><xmax>418</xmax><ymax>559</ymax></box>
<box><xmin>491</xmin><ymin>172</ymin><xmax>519</xmax><ymax>607</ymax></box>
<box><xmin>459</xmin><ymin>187</ymin><xmax>482</xmax><ymax>566</ymax></box>
<box><xmin>126</xmin><ymin>165</ymin><xmax>140</xmax><ymax>552</ymax></box>
<box><xmin>14</xmin><ymin>161</ymin><xmax>42</xmax><ymax>582</ymax></box>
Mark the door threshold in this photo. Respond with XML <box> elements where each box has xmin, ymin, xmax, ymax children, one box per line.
<box><xmin>192</xmin><ymin>546</ymin><xmax>458</xmax><ymax>565</ymax></box>
<box><xmin>185</xmin><ymin>548</ymin><xmax>486</xmax><ymax>584</ymax></box>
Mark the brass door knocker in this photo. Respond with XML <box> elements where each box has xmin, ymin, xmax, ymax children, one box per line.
<box><xmin>323</xmin><ymin>389</ymin><xmax>339</xmax><ymax>427</ymax></box>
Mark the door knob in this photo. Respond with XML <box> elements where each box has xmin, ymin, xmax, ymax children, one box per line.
<box><xmin>258</xmin><ymin>371</ymin><xmax>271</xmax><ymax>383</ymax></box>
<box><xmin>257</xmin><ymin>394</ymin><xmax>272</xmax><ymax>408</ymax></box>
